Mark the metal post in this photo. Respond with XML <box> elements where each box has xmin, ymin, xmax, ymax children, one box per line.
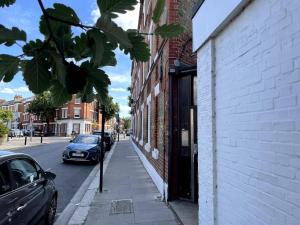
<box><xmin>99</xmin><ymin>105</ymin><xmax>105</xmax><ymax>193</ymax></box>
<box><xmin>24</xmin><ymin>136</ymin><xmax>27</xmax><ymax>145</ymax></box>
<box><xmin>40</xmin><ymin>135</ymin><xmax>43</xmax><ymax>143</ymax></box>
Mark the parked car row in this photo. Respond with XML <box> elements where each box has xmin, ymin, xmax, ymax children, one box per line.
<box><xmin>92</xmin><ymin>130</ymin><xmax>115</xmax><ymax>151</ymax></box>
<box><xmin>8</xmin><ymin>129</ymin><xmax>44</xmax><ymax>137</ymax></box>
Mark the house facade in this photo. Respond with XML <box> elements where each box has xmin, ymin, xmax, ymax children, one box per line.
<box><xmin>54</xmin><ymin>96</ymin><xmax>99</xmax><ymax>136</ymax></box>
<box><xmin>193</xmin><ymin>0</ymin><xmax>300</xmax><ymax>224</ymax></box>
<box><xmin>1</xmin><ymin>95</ymin><xmax>100</xmax><ymax>136</ymax></box>
<box><xmin>0</xmin><ymin>95</ymin><xmax>24</xmax><ymax>130</ymax></box>
<box><xmin>131</xmin><ymin>0</ymin><xmax>198</xmax><ymax>205</ymax></box>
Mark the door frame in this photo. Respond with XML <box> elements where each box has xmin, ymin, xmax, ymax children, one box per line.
<box><xmin>168</xmin><ymin>65</ymin><xmax>197</xmax><ymax>201</ymax></box>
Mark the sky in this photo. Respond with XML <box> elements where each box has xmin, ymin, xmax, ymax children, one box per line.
<box><xmin>0</xmin><ymin>0</ymin><xmax>139</xmax><ymax>117</ymax></box>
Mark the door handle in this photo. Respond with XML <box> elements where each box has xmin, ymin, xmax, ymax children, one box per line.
<box><xmin>16</xmin><ymin>204</ymin><xmax>27</xmax><ymax>212</ymax></box>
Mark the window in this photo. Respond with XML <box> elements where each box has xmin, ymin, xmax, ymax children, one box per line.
<box><xmin>9</xmin><ymin>159</ymin><xmax>40</xmax><ymax>188</ymax></box>
<box><xmin>62</xmin><ymin>108</ymin><xmax>68</xmax><ymax>119</ymax></box>
<box><xmin>72</xmin><ymin>123</ymin><xmax>80</xmax><ymax>134</ymax></box>
<box><xmin>74</xmin><ymin>108</ymin><xmax>81</xmax><ymax>118</ymax></box>
<box><xmin>75</xmin><ymin>98</ymin><xmax>81</xmax><ymax>104</ymax></box>
<box><xmin>0</xmin><ymin>163</ymin><xmax>12</xmax><ymax>195</ymax></box>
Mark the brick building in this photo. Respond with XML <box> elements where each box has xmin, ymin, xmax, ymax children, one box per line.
<box><xmin>54</xmin><ymin>96</ymin><xmax>100</xmax><ymax>136</ymax></box>
<box><xmin>1</xmin><ymin>95</ymin><xmax>101</xmax><ymax>136</ymax></box>
<box><xmin>0</xmin><ymin>95</ymin><xmax>24</xmax><ymax>129</ymax></box>
<box><xmin>131</xmin><ymin>0</ymin><xmax>198</xmax><ymax>208</ymax></box>
<box><xmin>193</xmin><ymin>0</ymin><xmax>300</xmax><ymax>225</ymax></box>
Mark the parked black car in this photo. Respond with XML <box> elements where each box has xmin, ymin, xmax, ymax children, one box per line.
<box><xmin>0</xmin><ymin>151</ymin><xmax>57</xmax><ymax>225</ymax></box>
<box><xmin>92</xmin><ymin>130</ymin><xmax>114</xmax><ymax>151</ymax></box>
<box><xmin>62</xmin><ymin>134</ymin><xmax>102</xmax><ymax>163</ymax></box>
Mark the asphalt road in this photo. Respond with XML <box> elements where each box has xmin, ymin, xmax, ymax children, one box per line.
<box><xmin>12</xmin><ymin>141</ymin><xmax>96</xmax><ymax>213</ymax></box>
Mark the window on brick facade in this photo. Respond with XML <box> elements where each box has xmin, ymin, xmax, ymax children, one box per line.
<box><xmin>74</xmin><ymin>108</ymin><xmax>81</xmax><ymax>118</ymax></box>
<box><xmin>145</xmin><ymin>105</ymin><xmax>148</xmax><ymax>143</ymax></box>
<box><xmin>61</xmin><ymin>108</ymin><xmax>68</xmax><ymax>119</ymax></box>
<box><xmin>147</xmin><ymin>103</ymin><xmax>151</xmax><ymax>144</ymax></box>
<box><xmin>154</xmin><ymin>96</ymin><xmax>159</xmax><ymax>148</ymax></box>
<box><xmin>75</xmin><ymin>98</ymin><xmax>81</xmax><ymax>104</ymax></box>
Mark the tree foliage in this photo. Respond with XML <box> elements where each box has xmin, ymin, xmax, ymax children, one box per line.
<box><xmin>0</xmin><ymin>0</ymin><xmax>184</xmax><ymax>106</ymax></box>
<box><xmin>103</xmin><ymin>96</ymin><xmax>120</xmax><ymax>121</ymax></box>
<box><xmin>27</xmin><ymin>92</ymin><xmax>56</xmax><ymax>133</ymax></box>
<box><xmin>0</xmin><ymin>108</ymin><xmax>13</xmax><ymax>123</ymax></box>
<box><xmin>0</xmin><ymin>109</ymin><xmax>13</xmax><ymax>137</ymax></box>
<box><xmin>122</xmin><ymin>117</ymin><xmax>131</xmax><ymax>130</ymax></box>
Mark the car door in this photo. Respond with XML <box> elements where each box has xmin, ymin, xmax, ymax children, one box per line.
<box><xmin>0</xmin><ymin>161</ymin><xmax>17</xmax><ymax>225</ymax></box>
<box><xmin>8</xmin><ymin>158</ymin><xmax>47</xmax><ymax>225</ymax></box>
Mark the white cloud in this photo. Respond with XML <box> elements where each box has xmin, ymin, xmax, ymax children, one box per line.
<box><xmin>109</xmin><ymin>73</ymin><xmax>131</xmax><ymax>84</ymax></box>
<box><xmin>0</xmin><ymin>86</ymin><xmax>30</xmax><ymax>94</ymax></box>
<box><xmin>110</xmin><ymin>87</ymin><xmax>127</xmax><ymax>92</ymax></box>
<box><xmin>91</xmin><ymin>5</ymin><xmax>139</xmax><ymax>30</ymax></box>
<box><xmin>119</xmin><ymin>104</ymin><xmax>131</xmax><ymax>117</ymax></box>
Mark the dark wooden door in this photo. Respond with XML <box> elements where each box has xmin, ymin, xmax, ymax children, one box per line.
<box><xmin>171</xmin><ymin>73</ymin><xmax>198</xmax><ymax>202</ymax></box>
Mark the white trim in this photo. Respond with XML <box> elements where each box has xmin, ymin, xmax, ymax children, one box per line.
<box><xmin>139</xmin><ymin>140</ymin><xmax>144</xmax><ymax>146</ymax></box>
<box><xmin>154</xmin><ymin>83</ymin><xmax>160</xmax><ymax>96</ymax></box>
<box><xmin>193</xmin><ymin>0</ymin><xmax>251</xmax><ymax>51</ymax></box>
<box><xmin>152</xmin><ymin>148</ymin><xmax>159</xmax><ymax>160</ymax></box>
<box><xmin>131</xmin><ymin>139</ymin><xmax>168</xmax><ymax>198</ymax></box>
<box><xmin>144</xmin><ymin>142</ymin><xmax>151</xmax><ymax>152</ymax></box>
<box><xmin>147</xmin><ymin>94</ymin><xmax>151</xmax><ymax>104</ymax></box>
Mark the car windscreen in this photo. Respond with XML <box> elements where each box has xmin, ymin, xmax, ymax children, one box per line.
<box><xmin>73</xmin><ymin>136</ymin><xmax>98</xmax><ymax>144</ymax></box>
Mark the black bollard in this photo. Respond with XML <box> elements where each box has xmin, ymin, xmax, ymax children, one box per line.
<box><xmin>40</xmin><ymin>135</ymin><xmax>43</xmax><ymax>143</ymax></box>
<box><xmin>24</xmin><ymin>136</ymin><xmax>27</xmax><ymax>145</ymax></box>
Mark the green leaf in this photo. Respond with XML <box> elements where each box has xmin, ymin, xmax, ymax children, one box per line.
<box><xmin>122</xmin><ymin>31</ymin><xmax>150</xmax><ymax>62</ymax></box>
<box><xmin>81</xmin><ymin>62</ymin><xmax>110</xmax><ymax>99</ymax></box>
<box><xmin>0</xmin><ymin>24</ymin><xmax>26</xmax><ymax>46</ymax></box>
<box><xmin>0</xmin><ymin>54</ymin><xmax>20</xmax><ymax>82</ymax></box>
<box><xmin>48</xmin><ymin>52</ymin><xmax>67</xmax><ymax>87</ymax></box>
<box><xmin>22</xmin><ymin>39</ymin><xmax>44</xmax><ymax>56</ymax></box>
<box><xmin>78</xmin><ymin>80</ymin><xmax>95</xmax><ymax>103</ymax></box>
<box><xmin>97</xmin><ymin>0</ymin><xmax>138</xmax><ymax>18</ymax></box>
<box><xmin>50</xmin><ymin>81</ymin><xmax>72</xmax><ymax>107</ymax></box>
<box><xmin>73</xmin><ymin>33</ymin><xmax>91</xmax><ymax>60</ymax></box>
<box><xmin>152</xmin><ymin>0</ymin><xmax>165</xmax><ymax>24</ymax></box>
<box><xmin>23</xmin><ymin>56</ymin><xmax>52</xmax><ymax>94</ymax></box>
<box><xmin>0</xmin><ymin>0</ymin><xmax>15</xmax><ymax>8</ymax></box>
<box><xmin>96</xmin><ymin>16</ymin><xmax>132</xmax><ymax>49</ymax></box>
<box><xmin>155</xmin><ymin>24</ymin><xmax>184</xmax><ymax>39</ymax></box>
<box><xmin>100</xmin><ymin>42</ymin><xmax>117</xmax><ymax>67</ymax></box>
<box><xmin>39</xmin><ymin>3</ymin><xmax>78</xmax><ymax>40</ymax></box>
<box><xmin>87</xmin><ymin>30</ymin><xmax>105</xmax><ymax>67</ymax></box>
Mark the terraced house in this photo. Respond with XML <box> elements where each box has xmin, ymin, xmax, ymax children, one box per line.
<box><xmin>130</xmin><ymin>0</ymin><xmax>198</xmax><ymax>218</ymax></box>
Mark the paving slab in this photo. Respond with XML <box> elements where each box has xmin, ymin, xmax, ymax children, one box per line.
<box><xmin>84</xmin><ymin>140</ymin><xmax>180</xmax><ymax>225</ymax></box>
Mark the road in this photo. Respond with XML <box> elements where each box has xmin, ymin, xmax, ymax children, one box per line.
<box><xmin>12</xmin><ymin>141</ymin><xmax>96</xmax><ymax>213</ymax></box>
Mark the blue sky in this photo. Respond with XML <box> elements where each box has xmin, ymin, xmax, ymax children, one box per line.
<box><xmin>0</xmin><ymin>0</ymin><xmax>139</xmax><ymax>117</ymax></box>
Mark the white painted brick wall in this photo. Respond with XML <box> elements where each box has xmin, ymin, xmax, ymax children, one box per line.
<box><xmin>196</xmin><ymin>0</ymin><xmax>300</xmax><ymax>225</ymax></box>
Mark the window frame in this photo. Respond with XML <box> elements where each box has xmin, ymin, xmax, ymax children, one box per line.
<box><xmin>0</xmin><ymin>161</ymin><xmax>13</xmax><ymax>197</ymax></box>
<box><xmin>74</xmin><ymin>108</ymin><xmax>81</xmax><ymax>119</ymax></box>
<box><xmin>8</xmin><ymin>157</ymin><xmax>44</xmax><ymax>191</ymax></box>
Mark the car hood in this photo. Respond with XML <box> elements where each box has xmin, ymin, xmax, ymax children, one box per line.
<box><xmin>66</xmin><ymin>143</ymin><xmax>97</xmax><ymax>151</ymax></box>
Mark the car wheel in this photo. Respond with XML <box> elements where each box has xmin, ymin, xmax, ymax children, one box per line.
<box><xmin>44</xmin><ymin>196</ymin><xmax>57</xmax><ymax>225</ymax></box>
<box><xmin>62</xmin><ymin>159</ymin><xmax>68</xmax><ymax>163</ymax></box>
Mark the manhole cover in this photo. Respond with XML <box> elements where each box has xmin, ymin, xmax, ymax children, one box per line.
<box><xmin>110</xmin><ymin>199</ymin><xmax>134</xmax><ymax>215</ymax></box>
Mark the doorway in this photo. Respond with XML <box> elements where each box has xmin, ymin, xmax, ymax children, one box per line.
<box><xmin>169</xmin><ymin>67</ymin><xmax>198</xmax><ymax>202</ymax></box>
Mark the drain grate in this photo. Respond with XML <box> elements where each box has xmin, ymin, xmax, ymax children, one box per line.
<box><xmin>110</xmin><ymin>199</ymin><xmax>134</xmax><ymax>215</ymax></box>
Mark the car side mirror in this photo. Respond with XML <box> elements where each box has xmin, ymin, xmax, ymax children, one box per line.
<box><xmin>44</xmin><ymin>171</ymin><xmax>56</xmax><ymax>180</ymax></box>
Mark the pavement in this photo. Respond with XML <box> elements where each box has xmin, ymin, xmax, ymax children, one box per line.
<box><xmin>67</xmin><ymin>138</ymin><xmax>180</xmax><ymax>225</ymax></box>
<box><xmin>0</xmin><ymin>136</ymin><xmax>70</xmax><ymax>150</ymax></box>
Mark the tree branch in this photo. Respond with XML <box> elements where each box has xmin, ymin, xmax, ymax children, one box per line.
<box><xmin>37</xmin><ymin>0</ymin><xmax>66</xmax><ymax>61</ymax></box>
